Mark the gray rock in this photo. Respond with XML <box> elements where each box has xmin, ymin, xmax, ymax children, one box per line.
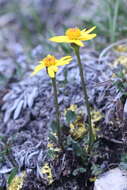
<box><xmin>94</xmin><ymin>168</ymin><xmax>127</xmax><ymax>190</ymax></box>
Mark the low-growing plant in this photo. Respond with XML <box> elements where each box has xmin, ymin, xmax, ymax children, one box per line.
<box><xmin>113</xmin><ymin>69</ymin><xmax>127</xmax><ymax>98</ymax></box>
<box><xmin>31</xmin><ymin>25</ymin><xmax>104</xmax><ymax>187</ymax></box>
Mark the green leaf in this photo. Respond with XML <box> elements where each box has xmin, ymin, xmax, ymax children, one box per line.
<box><xmin>50</xmin><ymin>120</ymin><xmax>59</xmax><ymax>133</ymax></box>
<box><xmin>65</xmin><ymin>110</ymin><xmax>76</xmax><ymax>124</ymax></box>
<box><xmin>0</xmin><ymin>150</ymin><xmax>7</xmax><ymax>157</ymax></box>
<box><xmin>91</xmin><ymin>164</ymin><xmax>102</xmax><ymax>176</ymax></box>
<box><xmin>0</xmin><ymin>136</ymin><xmax>4</xmax><ymax>141</ymax></box>
<box><xmin>8</xmin><ymin>167</ymin><xmax>18</xmax><ymax>185</ymax></box>
<box><xmin>48</xmin><ymin>133</ymin><xmax>58</xmax><ymax>144</ymax></box>
<box><xmin>73</xmin><ymin>167</ymin><xmax>86</xmax><ymax>176</ymax></box>
<box><xmin>71</xmin><ymin>139</ymin><xmax>87</xmax><ymax>160</ymax></box>
<box><xmin>66</xmin><ymin>135</ymin><xmax>73</xmax><ymax>146</ymax></box>
<box><xmin>47</xmin><ymin>149</ymin><xmax>56</xmax><ymax>159</ymax></box>
<box><xmin>59</xmin><ymin>43</ymin><xmax>72</xmax><ymax>54</ymax></box>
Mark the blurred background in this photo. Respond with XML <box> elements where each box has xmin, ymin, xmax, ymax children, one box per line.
<box><xmin>0</xmin><ymin>0</ymin><xmax>127</xmax><ymax>87</ymax></box>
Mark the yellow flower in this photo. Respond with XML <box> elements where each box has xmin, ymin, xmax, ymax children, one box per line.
<box><xmin>64</xmin><ymin>104</ymin><xmax>77</xmax><ymax>116</ymax></box>
<box><xmin>47</xmin><ymin>143</ymin><xmax>54</xmax><ymax>148</ymax></box>
<box><xmin>68</xmin><ymin>104</ymin><xmax>77</xmax><ymax>112</ymax></box>
<box><xmin>49</xmin><ymin>26</ymin><xmax>96</xmax><ymax>47</ymax></box>
<box><xmin>47</xmin><ymin>142</ymin><xmax>61</xmax><ymax>152</ymax></box>
<box><xmin>31</xmin><ymin>54</ymin><xmax>72</xmax><ymax>78</ymax></box>
<box><xmin>114</xmin><ymin>55</ymin><xmax>127</xmax><ymax>68</ymax></box>
<box><xmin>91</xmin><ymin>110</ymin><xmax>102</xmax><ymax>139</ymax></box>
<box><xmin>69</xmin><ymin>114</ymin><xmax>87</xmax><ymax>140</ymax></box>
<box><xmin>8</xmin><ymin>171</ymin><xmax>26</xmax><ymax>190</ymax></box>
<box><xmin>41</xmin><ymin>163</ymin><xmax>54</xmax><ymax>185</ymax></box>
<box><xmin>70</xmin><ymin>122</ymin><xmax>87</xmax><ymax>140</ymax></box>
<box><xmin>91</xmin><ymin>110</ymin><xmax>103</xmax><ymax>124</ymax></box>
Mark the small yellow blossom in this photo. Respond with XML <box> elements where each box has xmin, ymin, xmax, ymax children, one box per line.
<box><xmin>68</xmin><ymin>104</ymin><xmax>77</xmax><ymax>112</ymax></box>
<box><xmin>114</xmin><ymin>45</ymin><xmax>127</xmax><ymax>52</ymax></box>
<box><xmin>64</xmin><ymin>104</ymin><xmax>77</xmax><ymax>116</ymax></box>
<box><xmin>41</xmin><ymin>163</ymin><xmax>54</xmax><ymax>185</ymax></box>
<box><xmin>91</xmin><ymin>110</ymin><xmax>102</xmax><ymax>138</ymax></box>
<box><xmin>64</xmin><ymin>105</ymin><xmax>87</xmax><ymax>139</ymax></box>
<box><xmin>114</xmin><ymin>55</ymin><xmax>127</xmax><ymax>68</ymax></box>
<box><xmin>47</xmin><ymin>143</ymin><xmax>61</xmax><ymax>152</ymax></box>
<box><xmin>49</xmin><ymin>26</ymin><xmax>96</xmax><ymax>47</ymax></box>
<box><xmin>47</xmin><ymin>143</ymin><xmax>54</xmax><ymax>149</ymax></box>
<box><xmin>91</xmin><ymin>110</ymin><xmax>103</xmax><ymax>124</ymax></box>
<box><xmin>8</xmin><ymin>171</ymin><xmax>26</xmax><ymax>190</ymax></box>
<box><xmin>70</xmin><ymin>122</ymin><xmax>87</xmax><ymax>140</ymax></box>
<box><xmin>70</xmin><ymin>115</ymin><xmax>87</xmax><ymax>140</ymax></box>
<box><xmin>31</xmin><ymin>54</ymin><xmax>72</xmax><ymax>78</ymax></box>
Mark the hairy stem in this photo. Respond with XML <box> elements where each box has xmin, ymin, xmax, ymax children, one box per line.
<box><xmin>72</xmin><ymin>44</ymin><xmax>94</xmax><ymax>153</ymax></box>
<box><xmin>51</xmin><ymin>77</ymin><xmax>62</xmax><ymax>147</ymax></box>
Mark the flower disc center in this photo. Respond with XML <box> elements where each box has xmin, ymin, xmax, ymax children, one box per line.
<box><xmin>43</xmin><ymin>55</ymin><xmax>56</xmax><ymax>67</ymax></box>
<box><xmin>66</xmin><ymin>28</ymin><xmax>81</xmax><ymax>40</ymax></box>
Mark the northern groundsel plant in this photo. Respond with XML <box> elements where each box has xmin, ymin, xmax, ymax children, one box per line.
<box><xmin>29</xmin><ymin>25</ymin><xmax>106</xmax><ymax>188</ymax></box>
<box><xmin>49</xmin><ymin>26</ymin><xmax>96</xmax><ymax>153</ymax></box>
<box><xmin>32</xmin><ymin>54</ymin><xmax>72</xmax><ymax>148</ymax></box>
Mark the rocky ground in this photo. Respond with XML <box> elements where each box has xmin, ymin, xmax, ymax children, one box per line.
<box><xmin>0</xmin><ymin>44</ymin><xmax>127</xmax><ymax>189</ymax></box>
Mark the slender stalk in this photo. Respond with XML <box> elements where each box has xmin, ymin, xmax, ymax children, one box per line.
<box><xmin>111</xmin><ymin>0</ymin><xmax>120</xmax><ymax>42</ymax></box>
<box><xmin>51</xmin><ymin>77</ymin><xmax>62</xmax><ymax>147</ymax></box>
<box><xmin>72</xmin><ymin>44</ymin><xmax>94</xmax><ymax>152</ymax></box>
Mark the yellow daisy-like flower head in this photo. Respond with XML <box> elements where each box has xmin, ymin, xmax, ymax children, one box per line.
<box><xmin>66</xmin><ymin>28</ymin><xmax>81</xmax><ymax>40</ymax></box>
<box><xmin>31</xmin><ymin>54</ymin><xmax>72</xmax><ymax>78</ymax></box>
<box><xmin>43</xmin><ymin>55</ymin><xmax>56</xmax><ymax>67</ymax></box>
<box><xmin>49</xmin><ymin>26</ymin><xmax>96</xmax><ymax>47</ymax></box>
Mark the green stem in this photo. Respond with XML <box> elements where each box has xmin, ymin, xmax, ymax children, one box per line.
<box><xmin>51</xmin><ymin>77</ymin><xmax>62</xmax><ymax>147</ymax></box>
<box><xmin>72</xmin><ymin>44</ymin><xmax>94</xmax><ymax>153</ymax></box>
<box><xmin>111</xmin><ymin>0</ymin><xmax>120</xmax><ymax>42</ymax></box>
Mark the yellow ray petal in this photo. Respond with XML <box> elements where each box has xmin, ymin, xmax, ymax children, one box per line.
<box><xmin>31</xmin><ymin>63</ymin><xmax>45</xmax><ymax>76</ymax></box>
<box><xmin>79</xmin><ymin>34</ymin><xmax>96</xmax><ymax>41</ymax></box>
<box><xmin>57</xmin><ymin>56</ymin><xmax>72</xmax><ymax>66</ymax></box>
<box><xmin>73</xmin><ymin>40</ymin><xmax>84</xmax><ymax>47</ymax></box>
<box><xmin>81</xmin><ymin>28</ymin><xmax>87</xmax><ymax>33</ymax></box>
<box><xmin>82</xmin><ymin>26</ymin><xmax>96</xmax><ymax>34</ymax></box>
<box><xmin>52</xmin><ymin>65</ymin><xmax>58</xmax><ymax>72</ymax></box>
<box><xmin>47</xmin><ymin>66</ymin><xmax>58</xmax><ymax>78</ymax></box>
<box><xmin>49</xmin><ymin>36</ymin><xmax>70</xmax><ymax>43</ymax></box>
<box><xmin>39</xmin><ymin>60</ymin><xmax>44</xmax><ymax>64</ymax></box>
<box><xmin>48</xmin><ymin>67</ymin><xmax>55</xmax><ymax>78</ymax></box>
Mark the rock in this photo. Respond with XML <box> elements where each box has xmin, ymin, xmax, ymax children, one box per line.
<box><xmin>94</xmin><ymin>168</ymin><xmax>127</xmax><ymax>190</ymax></box>
<box><xmin>123</xmin><ymin>99</ymin><xmax>127</xmax><ymax>119</ymax></box>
